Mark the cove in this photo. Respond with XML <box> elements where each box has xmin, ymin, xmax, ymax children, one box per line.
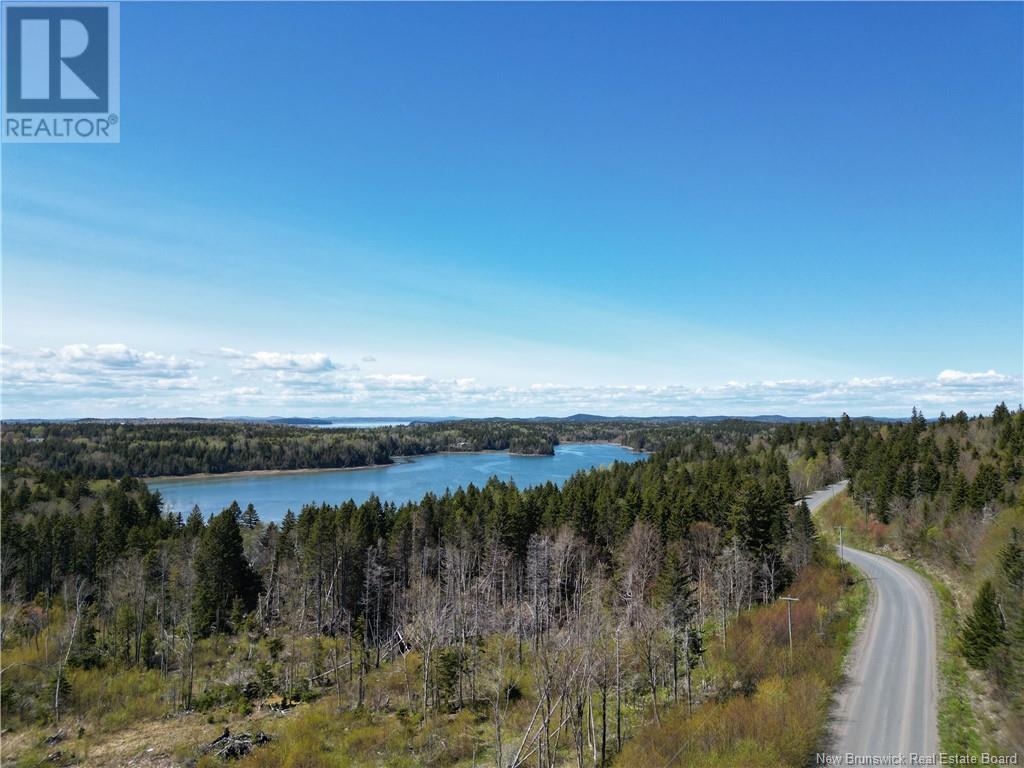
<box><xmin>150</xmin><ymin>443</ymin><xmax>644</xmax><ymax>522</ymax></box>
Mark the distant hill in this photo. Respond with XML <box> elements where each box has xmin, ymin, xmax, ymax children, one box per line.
<box><xmin>531</xmin><ymin>413</ymin><xmax>904</xmax><ymax>424</ymax></box>
<box><xmin>2</xmin><ymin>413</ymin><xmax>907</xmax><ymax>425</ymax></box>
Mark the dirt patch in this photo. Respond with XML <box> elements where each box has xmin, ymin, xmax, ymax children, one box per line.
<box><xmin>3</xmin><ymin>709</ymin><xmax>296</xmax><ymax>768</ymax></box>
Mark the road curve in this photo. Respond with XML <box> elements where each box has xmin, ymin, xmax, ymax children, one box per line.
<box><xmin>805</xmin><ymin>481</ymin><xmax>939</xmax><ymax>762</ymax></box>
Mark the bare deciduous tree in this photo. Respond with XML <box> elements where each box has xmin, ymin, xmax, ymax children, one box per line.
<box><xmin>54</xmin><ymin>577</ymin><xmax>89</xmax><ymax>724</ymax></box>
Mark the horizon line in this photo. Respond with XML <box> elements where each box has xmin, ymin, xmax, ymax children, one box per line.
<box><xmin>4</xmin><ymin>408</ymin><xmax>1013</xmax><ymax>424</ymax></box>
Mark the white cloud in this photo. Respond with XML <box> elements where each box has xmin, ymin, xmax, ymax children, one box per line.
<box><xmin>238</xmin><ymin>351</ymin><xmax>335</xmax><ymax>372</ymax></box>
<box><xmin>3</xmin><ymin>343</ymin><xmax>196</xmax><ymax>385</ymax></box>
<box><xmin>1</xmin><ymin>343</ymin><xmax>1020</xmax><ymax>418</ymax></box>
<box><xmin>210</xmin><ymin>347</ymin><xmax>340</xmax><ymax>373</ymax></box>
<box><xmin>936</xmin><ymin>369</ymin><xmax>1012</xmax><ymax>386</ymax></box>
<box><xmin>49</xmin><ymin>343</ymin><xmax>196</xmax><ymax>376</ymax></box>
<box><xmin>1</xmin><ymin>344</ymin><xmax>203</xmax><ymax>419</ymax></box>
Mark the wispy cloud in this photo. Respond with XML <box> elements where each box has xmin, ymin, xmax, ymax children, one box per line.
<box><xmin>234</xmin><ymin>350</ymin><xmax>337</xmax><ymax>373</ymax></box>
<box><xmin>4</xmin><ymin>344</ymin><xmax>197</xmax><ymax>385</ymax></box>
<box><xmin>206</xmin><ymin>348</ymin><xmax>352</xmax><ymax>374</ymax></box>
<box><xmin>936</xmin><ymin>369</ymin><xmax>1013</xmax><ymax>386</ymax></box>
<box><xmin>1</xmin><ymin>342</ymin><xmax>1019</xmax><ymax>419</ymax></box>
<box><xmin>49</xmin><ymin>343</ymin><xmax>196</xmax><ymax>376</ymax></box>
<box><xmin>1</xmin><ymin>344</ymin><xmax>201</xmax><ymax>416</ymax></box>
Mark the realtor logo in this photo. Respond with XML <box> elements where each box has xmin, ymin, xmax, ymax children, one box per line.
<box><xmin>3</xmin><ymin>2</ymin><xmax>119</xmax><ymax>142</ymax></box>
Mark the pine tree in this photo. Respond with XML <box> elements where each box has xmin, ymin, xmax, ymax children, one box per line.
<box><xmin>998</xmin><ymin>528</ymin><xmax>1024</xmax><ymax>593</ymax></box>
<box><xmin>786</xmin><ymin>500</ymin><xmax>817</xmax><ymax>572</ymax></box>
<box><xmin>918</xmin><ymin>457</ymin><xmax>940</xmax><ymax>496</ymax></box>
<box><xmin>995</xmin><ymin>528</ymin><xmax>1024</xmax><ymax>695</ymax></box>
<box><xmin>657</xmin><ymin>545</ymin><xmax>702</xmax><ymax>710</ymax></box>
<box><xmin>241</xmin><ymin>503</ymin><xmax>260</xmax><ymax>529</ymax></box>
<box><xmin>192</xmin><ymin>509</ymin><xmax>261</xmax><ymax>635</ymax></box>
<box><xmin>185</xmin><ymin>505</ymin><xmax>205</xmax><ymax>538</ymax></box>
<box><xmin>993</xmin><ymin>402</ymin><xmax>1011</xmax><ymax>424</ymax></box>
<box><xmin>961</xmin><ymin>580</ymin><xmax>1005</xmax><ymax>670</ymax></box>
<box><xmin>226</xmin><ymin>500</ymin><xmax>243</xmax><ymax>523</ymax></box>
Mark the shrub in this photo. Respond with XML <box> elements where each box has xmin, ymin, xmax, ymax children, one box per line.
<box><xmin>194</xmin><ymin>683</ymin><xmax>247</xmax><ymax>713</ymax></box>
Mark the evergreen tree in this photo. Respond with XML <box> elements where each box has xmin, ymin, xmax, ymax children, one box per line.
<box><xmin>786</xmin><ymin>500</ymin><xmax>816</xmax><ymax>572</ymax></box>
<box><xmin>969</xmin><ymin>464</ymin><xmax>1001</xmax><ymax>509</ymax></box>
<box><xmin>950</xmin><ymin>472</ymin><xmax>969</xmax><ymax>512</ymax></box>
<box><xmin>943</xmin><ymin>438</ymin><xmax>960</xmax><ymax>467</ymax></box>
<box><xmin>657</xmin><ymin>546</ymin><xmax>703</xmax><ymax>709</ymax></box>
<box><xmin>918</xmin><ymin>456</ymin><xmax>940</xmax><ymax>496</ymax></box>
<box><xmin>961</xmin><ymin>580</ymin><xmax>1005</xmax><ymax>670</ymax></box>
<box><xmin>995</xmin><ymin>528</ymin><xmax>1024</xmax><ymax>690</ymax></box>
<box><xmin>993</xmin><ymin>402</ymin><xmax>1011</xmax><ymax>424</ymax></box>
<box><xmin>185</xmin><ymin>505</ymin><xmax>205</xmax><ymax>538</ymax></box>
<box><xmin>192</xmin><ymin>509</ymin><xmax>261</xmax><ymax>635</ymax></box>
<box><xmin>241</xmin><ymin>503</ymin><xmax>260</xmax><ymax>529</ymax></box>
<box><xmin>999</xmin><ymin>528</ymin><xmax>1024</xmax><ymax>593</ymax></box>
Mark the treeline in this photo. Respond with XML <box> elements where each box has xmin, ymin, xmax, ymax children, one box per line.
<box><xmin>2</xmin><ymin>424</ymin><xmax>826</xmax><ymax>762</ymax></box>
<box><xmin>0</xmin><ymin>417</ymin><xmax>822</xmax><ymax>481</ymax></box>
<box><xmin>840</xmin><ymin>404</ymin><xmax>1024</xmax><ymax>724</ymax></box>
<box><xmin>961</xmin><ymin>533</ymin><xmax>1024</xmax><ymax>709</ymax></box>
<box><xmin>4</xmin><ymin>409</ymin><xmax>1020</xmax><ymax>763</ymax></box>
<box><xmin>843</xmin><ymin>405</ymin><xmax>1020</xmax><ymax>530</ymax></box>
<box><xmin>1</xmin><ymin>437</ymin><xmax>809</xmax><ymax>607</ymax></box>
<box><xmin>0</xmin><ymin>420</ymin><xmax>569</xmax><ymax>478</ymax></box>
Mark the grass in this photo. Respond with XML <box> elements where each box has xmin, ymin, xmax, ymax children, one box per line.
<box><xmin>67</xmin><ymin>666</ymin><xmax>168</xmax><ymax>730</ymax></box>
<box><xmin>0</xmin><ymin>530</ymin><xmax>868</xmax><ymax>767</ymax></box>
<box><xmin>912</xmin><ymin>565</ymin><xmax>984</xmax><ymax>757</ymax></box>
<box><xmin>231</xmin><ymin>635</ymin><xmax>655</xmax><ymax>768</ymax></box>
<box><xmin>228</xmin><ymin>704</ymin><xmax>483</xmax><ymax>768</ymax></box>
<box><xmin>617</xmin><ymin>555</ymin><xmax>866</xmax><ymax>767</ymax></box>
<box><xmin>2</xmin><ymin>628</ymin><xmax>645</xmax><ymax>767</ymax></box>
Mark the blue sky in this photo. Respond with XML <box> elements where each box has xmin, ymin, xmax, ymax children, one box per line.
<box><xmin>2</xmin><ymin>2</ymin><xmax>1022</xmax><ymax>417</ymax></box>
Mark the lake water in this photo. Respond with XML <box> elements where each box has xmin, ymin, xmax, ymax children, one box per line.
<box><xmin>311</xmin><ymin>420</ymin><xmax>411</xmax><ymax>428</ymax></box>
<box><xmin>150</xmin><ymin>443</ymin><xmax>643</xmax><ymax>522</ymax></box>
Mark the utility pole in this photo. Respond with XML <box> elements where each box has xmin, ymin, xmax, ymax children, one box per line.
<box><xmin>835</xmin><ymin>526</ymin><xmax>844</xmax><ymax>564</ymax></box>
<box><xmin>781</xmin><ymin>596</ymin><xmax>799</xmax><ymax>665</ymax></box>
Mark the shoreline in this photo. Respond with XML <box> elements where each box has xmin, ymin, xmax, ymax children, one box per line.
<box><xmin>145</xmin><ymin>442</ymin><xmax>644</xmax><ymax>484</ymax></box>
<box><xmin>145</xmin><ymin>459</ymin><xmax>406</xmax><ymax>483</ymax></box>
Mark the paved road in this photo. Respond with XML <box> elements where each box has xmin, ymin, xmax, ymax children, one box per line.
<box><xmin>805</xmin><ymin>481</ymin><xmax>939</xmax><ymax>762</ymax></box>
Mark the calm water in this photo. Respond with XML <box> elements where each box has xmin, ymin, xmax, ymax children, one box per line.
<box><xmin>151</xmin><ymin>443</ymin><xmax>643</xmax><ymax>522</ymax></box>
<box><xmin>311</xmin><ymin>420</ymin><xmax>411</xmax><ymax>428</ymax></box>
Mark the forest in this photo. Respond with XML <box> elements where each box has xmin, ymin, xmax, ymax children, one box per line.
<box><xmin>0</xmin><ymin>409</ymin><xmax>1019</xmax><ymax>766</ymax></box>
<box><xmin>0</xmin><ymin>420</ymin><xmax>561</xmax><ymax>478</ymax></box>
<box><xmin>816</xmin><ymin>404</ymin><xmax>1024</xmax><ymax>752</ymax></box>
<box><xmin>0</xmin><ymin>417</ymin><xmax>800</xmax><ymax>480</ymax></box>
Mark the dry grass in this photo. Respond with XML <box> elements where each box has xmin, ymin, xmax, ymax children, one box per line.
<box><xmin>0</xmin><ymin>708</ymin><xmax>292</xmax><ymax>768</ymax></box>
<box><xmin>617</xmin><ymin>559</ymin><xmax>864</xmax><ymax>768</ymax></box>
